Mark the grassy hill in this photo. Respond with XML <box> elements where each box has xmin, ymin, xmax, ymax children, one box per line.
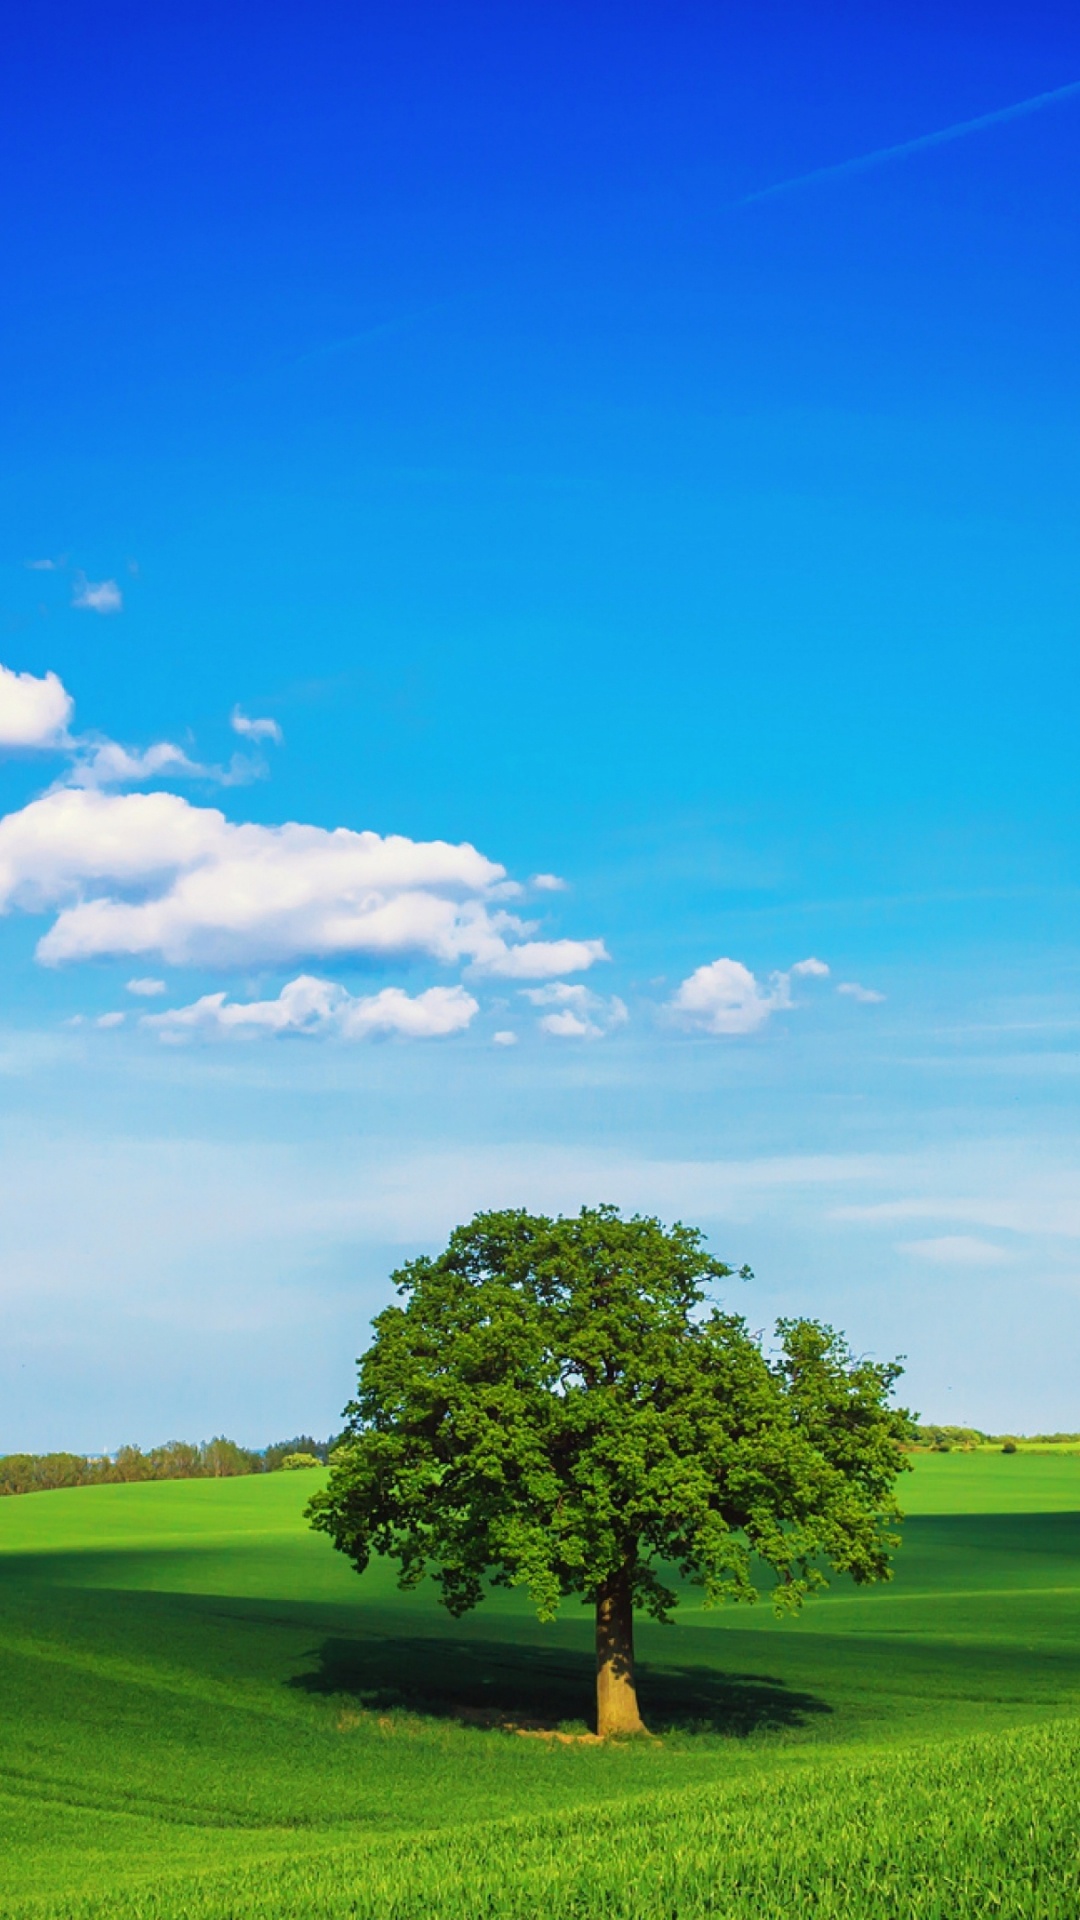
<box><xmin>3</xmin><ymin>1452</ymin><xmax>1080</xmax><ymax>1916</ymax></box>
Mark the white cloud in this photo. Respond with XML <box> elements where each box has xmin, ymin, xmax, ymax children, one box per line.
<box><xmin>126</xmin><ymin>978</ymin><xmax>167</xmax><ymax>997</ymax></box>
<box><xmin>479</xmin><ymin>937</ymin><xmax>608</xmax><ymax>980</ymax></box>
<box><xmin>0</xmin><ymin>661</ymin><xmax>231</xmax><ymax>788</ymax></box>
<box><xmin>838</xmin><ymin>981</ymin><xmax>886</xmax><ymax>1004</ymax></box>
<box><xmin>493</xmin><ymin>1030</ymin><xmax>519</xmax><ymax>1046</ymax></box>
<box><xmin>25</xmin><ymin>559</ymin><xmax>58</xmax><ymax>572</ymax></box>
<box><xmin>0</xmin><ymin>785</ymin><xmax>605</xmax><ymax>977</ymax></box>
<box><xmin>95</xmin><ymin>1011</ymin><xmax>125</xmax><ymax>1029</ymax></box>
<box><xmin>72</xmin><ymin>577</ymin><xmax>123</xmax><ymax>614</ymax></box>
<box><xmin>67</xmin><ymin>740</ymin><xmax>206</xmax><ymax>789</ymax></box>
<box><xmin>66</xmin><ymin>738</ymin><xmax>268</xmax><ymax>792</ymax></box>
<box><xmin>0</xmin><ymin>669</ymin><xmax>608</xmax><ymax>989</ymax></box>
<box><xmin>141</xmin><ymin>975</ymin><xmax>478</xmax><ymax>1043</ymax></box>
<box><xmin>231</xmin><ymin>707</ymin><xmax>283</xmax><ymax>745</ymax></box>
<box><xmin>540</xmin><ymin>1008</ymin><xmax>591</xmax><ymax>1037</ymax></box>
<box><xmin>337</xmin><ymin>985</ymin><xmax>478</xmax><ymax>1039</ymax></box>
<box><xmin>670</xmin><ymin>959</ymin><xmax>771</xmax><ymax>1035</ymax></box>
<box><xmin>523</xmin><ymin>980</ymin><xmax>628</xmax><ymax>1040</ymax></box>
<box><xmin>900</xmin><ymin>1235</ymin><xmax>1010</xmax><ymax>1267</ymax></box>
<box><xmin>531</xmin><ymin>873</ymin><xmax>567</xmax><ymax>892</ymax></box>
<box><xmin>0</xmin><ymin>663</ymin><xmax>73</xmax><ymax>749</ymax></box>
<box><xmin>669</xmin><ymin>956</ymin><xmax>827</xmax><ymax>1035</ymax></box>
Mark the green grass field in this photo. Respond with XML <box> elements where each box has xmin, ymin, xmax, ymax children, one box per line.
<box><xmin>3</xmin><ymin>1451</ymin><xmax>1080</xmax><ymax>1916</ymax></box>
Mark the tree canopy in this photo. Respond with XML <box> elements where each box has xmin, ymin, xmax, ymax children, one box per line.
<box><xmin>308</xmin><ymin>1206</ymin><xmax>911</xmax><ymax>1735</ymax></box>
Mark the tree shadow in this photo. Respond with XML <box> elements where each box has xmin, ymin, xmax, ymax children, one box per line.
<box><xmin>289</xmin><ymin>1632</ymin><xmax>830</xmax><ymax>1737</ymax></box>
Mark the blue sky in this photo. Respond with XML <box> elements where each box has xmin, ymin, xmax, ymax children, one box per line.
<box><xmin>2</xmin><ymin>1</ymin><xmax>1080</xmax><ymax>1448</ymax></box>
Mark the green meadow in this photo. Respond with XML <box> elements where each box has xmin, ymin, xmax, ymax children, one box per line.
<box><xmin>3</xmin><ymin>1451</ymin><xmax>1080</xmax><ymax>1916</ymax></box>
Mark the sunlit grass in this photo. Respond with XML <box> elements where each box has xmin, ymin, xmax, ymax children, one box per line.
<box><xmin>2</xmin><ymin>1453</ymin><xmax>1079</xmax><ymax>1915</ymax></box>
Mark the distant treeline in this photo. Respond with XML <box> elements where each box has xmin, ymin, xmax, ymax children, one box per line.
<box><xmin>0</xmin><ymin>1434</ymin><xmax>344</xmax><ymax>1498</ymax></box>
<box><xmin>10</xmin><ymin>1424</ymin><xmax>1080</xmax><ymax>1494</ymax></box>
<box><xmin>912</xmin><ymin>1424</ymin><xmax>1080</xmax><ymax>1452</ymax></box>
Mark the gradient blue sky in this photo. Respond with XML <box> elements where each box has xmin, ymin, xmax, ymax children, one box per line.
<box><xmin>2</xmin><ymin>1</ymin><xmax>1079</xmax><ymax>1449</ymax></box>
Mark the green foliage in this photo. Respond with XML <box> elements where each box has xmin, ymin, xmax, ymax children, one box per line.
<box><xmin>311</xmin><ymin>1207</ymin><xmax>912</xmax><ymax>1626</ymax></box>
<box><xmin>282</xmin><ymin>1453</ymin><xmax>323</xmax><ymax>1470</ymax></box>
<box><xmin>264</xmin><ymin>1434</ymin><xmax>342</xmax><ymax>1471</ymax></box>
<box><xmin>201</xmin><ymin>1436</ymin><xmax>262</xmax><ymax>1477</ymax></box>
<box><xmin>0</xmin><ymin>1452</ymin><xmax>93</xmax><ymax>1495</ymax></box>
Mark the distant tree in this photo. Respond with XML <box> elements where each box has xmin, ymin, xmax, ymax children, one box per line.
<box><xmin>309</xmin><ymin>1207</ymin><xmax>911</xmax><ymax>1738</ymax></box>
<box><xmin>148</xmin><ymin>1441</ymin><xmax>204</xmax><ymax>1479</ymax></box>
<box><xmin>111</xmin><ymin>1445</ymin><xmax>153</xmax><ymax>1482</ymax></box>
<box><xmin>280</xmin><ymin>1452</ymin><xmax>322</xmax><ymax>1471</ymax></box>
<box><xmin>201</xmin><ymin>1437</ymin><xmax>260</xmax><ymax>1478</ymax></box>
<box><xmin>264</xmin><ymin>1435</ymin><xmax>328</xmax><ymax>1472</ymax></box>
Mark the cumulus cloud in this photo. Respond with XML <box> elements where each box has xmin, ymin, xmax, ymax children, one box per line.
<box><xmin>72</xmin><ymin>576</ymin><xmax>123</xmax><ymax>614</ymax></box>
<box><xmin>669</xmin><ymin>956</ymin><xmax>828</xmax><ymax>1036</ymax></box>
<box><xmin>0</xmin><ymin>660</ymin><xmax>233</xmax><ymax>788</ymax></box>
<box><xmin>480</xmin><ymin>937</ymin><xmax>608</xmax><ymax>980</ymax></box>
<box><xmin>126</xmin><ymin>977</ymin><xmax>167</xmax><ymax>997</ymax></box>
<box><xmin>231</xmin><ymin>707</ymin><xmax>283</xmax><ymax>745</ymax></box>
<box><xmin>900</xmin><ymin>1235</ymin><xmax>1010</xmax><ymax>1267</ymax></box>
<box><xmin>670</xmin><ymin>958</ymin><xmax>783</xmax><ymax>1035</ymax></box>
<box><xmin>531</xmin><ymin>873</ymin><xmax>567</xmax><ymax>892</ymax></box>
<box><xmin>838</xmin><ymin>981</ymin><xmax>886</xmax><ymax>1004</ymax></box>
<box><xmin>0</xmin><ymin>664</ymin><xmax>608</xmax><ymax>991</ymax></box>
<box><xmin>493</xmin><ymin>1030</ymin><xmax>519</xmax><ymax>1046</ymax></box>
<box><xmin>0</xmin><ymin>785</ymin><xmax>605</xmax><ymax>978</ymax></box>
<box><xmin>523</xmin><ymin>980</ymin><xmax>628</xmax><ymax>1039</ymax></box>
<box><xmin>95</xmin><ymin>1011</ymin><xmax>125</xmax><ymax>1029</ymax></box>
<box><xmin>0</xmin><ymin>664</ymin><xmax>73</xmax><ymax>749</ymax></box>
<box><xmin>141</xmin><ymin>975</ymin><xmax>478</xmax><ymax>1043</ymax></box>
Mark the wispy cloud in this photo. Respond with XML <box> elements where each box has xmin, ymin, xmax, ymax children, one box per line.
<box><xmin>838</xmin><ymin>981</ymin><xmax>886</xmax><ymax>1004</ymax></box>
<box><xmin>71</xmin><ymin>576</ymin><xmax>123</xmax><ymax>614</ymax></box>
<box><xmin>231</xmin><ymin>707</ymin><xmax>283</xmax><ymax>745</ymax></box>
<box><xmin>743</xmin><ymin>78</ymin><xmax>1080</xmax><ymax>205</ymax></box>
<box><xmin>521</xmin><ymin>980</ymin><xmax>628</xmax><ymax>1039</ymax></box>
<box><xmin>66</xmin><ymin>740</ymin><xmax>206</xmax><ymax>789</ymax></box>
<box><xmin>900</xmin><ymin>1235</ymin><xmax>1010</xmax><ymax>1268</ymax></box>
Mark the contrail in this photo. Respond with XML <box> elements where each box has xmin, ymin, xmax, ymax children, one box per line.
<box><xmin>742</xmin><ymin>78</ymin><xmax>1080</xmax><ymax>205</ymax></box>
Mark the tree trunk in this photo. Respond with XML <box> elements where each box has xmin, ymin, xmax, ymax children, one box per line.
<box><xmin>595</xmin><ymin>1565</ymin><xmax>646</xmax><ymax>1737</ymax></box>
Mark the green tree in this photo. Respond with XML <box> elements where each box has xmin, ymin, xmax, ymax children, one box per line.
<box><xmin>200</xmin><ymin>1436</ymin><xmax>260</xmax><ymax>1478</ymax></box>
<box><xmin>308</xmin><ymin>1207</ymin><xmax>911</xmax><ymax>1737</ymax></box>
